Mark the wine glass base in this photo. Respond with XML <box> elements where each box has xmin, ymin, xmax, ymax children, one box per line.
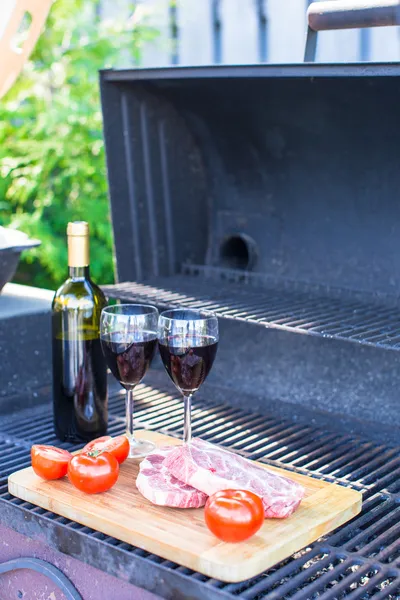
<box><xmin>128</xmin><ymin>439</ymin><xmax>156</xmax><ymax>458</ymax></box>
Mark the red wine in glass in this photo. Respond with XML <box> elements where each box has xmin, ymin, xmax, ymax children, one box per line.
<box><xmin>158</xmin><ymin>309</ymin><xmax>219</xmax><ymax>444</ymax></box>
<box><xmin>100</xmin><ymin>304</ymin><xmax>158</xmax><ymax>458</ymax></box>
<box><xmin>158</xmin><ymin>335</ymin><xmax>218</xmax><ymax>393</ymax></box>
<box><xmin>101</xmin><ymin>332</ymin><xmax>157</xmax><ymax>389</ymax></box>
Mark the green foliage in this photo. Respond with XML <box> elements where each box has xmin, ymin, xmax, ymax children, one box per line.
<box><xmin>0</xmin><ymin>0</ymin><xmax>156</xmax><ymax>289</ymax></box>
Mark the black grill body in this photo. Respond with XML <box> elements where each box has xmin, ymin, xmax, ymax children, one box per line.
<box><xmin>100</xmin><ymin>64</ymin><xmax>400</xmax><ymax>433</ymax></box>
<box><xmin>100</xmin><ymin>65</ymin><xmax>400</xmax><ymax>293</ymax></box>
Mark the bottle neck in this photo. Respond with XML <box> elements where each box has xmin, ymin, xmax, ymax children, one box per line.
<box><xmin>68</xmin><ymin>265</ymin><xmax>90</xmax><ymax>280</ymax></box>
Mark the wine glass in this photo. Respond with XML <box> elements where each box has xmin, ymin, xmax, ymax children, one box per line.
<box><xmin>100</xmin><ymin>304</ymin><xmax>158</xmax><ymax>458</ymax></box>
<box><xmin>158</xmin><ymin>309</ymin><xmax>219</xmax><ymax>444</ymax></box>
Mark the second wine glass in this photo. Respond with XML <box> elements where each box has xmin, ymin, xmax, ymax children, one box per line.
<box><xmin>158</xmin><ymin>309</ymin><xmax>219</xmax><ymax>444</ymax></box>
<box><xmin>100</xmin><ymin>304</ymin><xmax>158</xmax><ymax>458</ymax></box>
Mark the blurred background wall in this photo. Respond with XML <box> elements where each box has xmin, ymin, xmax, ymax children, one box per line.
<box><xmin>102</xmin><ymin>0</ymin><xmax>400</xmax><ymax>65</ymax></box>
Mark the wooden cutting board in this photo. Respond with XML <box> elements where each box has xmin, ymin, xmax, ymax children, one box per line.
<box><xmin>8</xmin><ymin>430</ymin><xmax>362</xmax><ymax>583</ymax></box>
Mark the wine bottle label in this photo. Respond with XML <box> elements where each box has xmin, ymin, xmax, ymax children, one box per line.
<box><xmin>67</xmin><ymin>221</ymin><xmax>89</xmax><ymax>267</ymax></box>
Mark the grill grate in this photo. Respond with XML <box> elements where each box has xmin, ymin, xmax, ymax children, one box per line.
<box><xmin>1</xmin><ymin>377</ymin><xmax>400</xmax><ymax>600</ymax></box>
<box><xmin>102</xmin><ymin>268</ymin><xmax>400</xmax><ymax>351</ymax></box>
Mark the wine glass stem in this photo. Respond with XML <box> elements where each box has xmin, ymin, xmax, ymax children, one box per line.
<box><xmin>183</xmin><ymin>393</ymin><xmax>192</xmax><ymax>444</ymax></box>
<box><xmin>126</xmin><ymin>387</ymin><xmax>136</xmax><ymax>449</ymax></box>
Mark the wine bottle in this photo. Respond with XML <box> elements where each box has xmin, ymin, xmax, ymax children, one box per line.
<box><xmin>52</xmin><ymin>221</ymin><xmax>108</xmax><ymax>442</ymax></box>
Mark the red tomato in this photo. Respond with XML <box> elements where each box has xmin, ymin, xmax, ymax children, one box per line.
<box><xmin>82</xmin><ymin>435</ymin><xmax>129</xmax><ymax>464</ymax></box>
<box><xmin>204</xmin><ymin>490</ymin><xmax>264</xmax><ymax>543</ymax></box>
<box><xmin>68</xmin><ymin>452</ymin><xmax>119</xmax><ymax>494</ymax></box>
<box><xmin>31</xmin><ymin>445</ymin><xmax>72</xmax><ymax>480</ymax></box>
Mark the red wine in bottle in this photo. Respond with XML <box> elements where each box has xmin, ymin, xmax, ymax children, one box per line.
<box><xmin>52</xmin><ymin>221</ymin><xmax>108</xmax><ymax>442</ymax></box>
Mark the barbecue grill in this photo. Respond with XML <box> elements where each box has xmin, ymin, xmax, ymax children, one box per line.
<box><xmin>100</xmin><ymin>61</ymin><xmax>400</xmax><ymax>436</ymax></box>
<box><xmin>2</xmin><ymin>1</ymin><xmax>400</xmax><ymax>598</ymax></box>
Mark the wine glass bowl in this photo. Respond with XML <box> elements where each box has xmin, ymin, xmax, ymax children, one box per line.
<box><xmin>100</xmin><ymin>304</ymin><xmax>158</xmax><ymax>458</ymax></box>
<box><xmin>158</xmin><ymin>309</ymin><xmax>219</xmax><ymax>444</ymax></box>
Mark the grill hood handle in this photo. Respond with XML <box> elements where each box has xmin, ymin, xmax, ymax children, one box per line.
<box><xmin>305</xmin><ymin>0</ymin><xmax>400</xmax><ymax>61</ymax></box>
<box><xmin>307</xmin><ymin>0</ymin><xmax>400</xmax><ymax>31</ymax></box>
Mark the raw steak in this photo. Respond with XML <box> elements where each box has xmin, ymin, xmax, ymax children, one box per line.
<box><xmin>163</xmin><ymin>438</ymin><xmax>305</xmax><ymax>518</ymax></box>
<box><xmin>136</xmin><ymin>446</ymin><xmax>207</xmax><ymax>508</ymax></box>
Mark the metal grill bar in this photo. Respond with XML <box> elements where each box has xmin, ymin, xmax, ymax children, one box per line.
<box><xmin>102</xmin><ymin>271</ymin><xmax>400</xmax><ymax>350</ymax></box>
<box><xmin>2</xmin><ymin>378</ymin><xmax>400</xmax><ymax>599</ymax></box>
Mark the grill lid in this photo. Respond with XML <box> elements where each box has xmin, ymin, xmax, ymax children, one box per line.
<box><xmin>100</xmin><ymin>64</ymin><xmax>400</xmax><ymax>298</ymax></box>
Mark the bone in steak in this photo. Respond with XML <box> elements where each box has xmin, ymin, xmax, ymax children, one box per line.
<box><xmin>163</xmin><ymin>438</ymin><xmax>305</xmax><ymax>518</ymax></box>
<box><xmin>136</xmin><ymin>446</ymin><xmax>207</xmax><ymax>508</ymax></box>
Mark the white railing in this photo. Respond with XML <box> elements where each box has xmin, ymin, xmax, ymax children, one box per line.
<box><xmin>101</xmin><ymin>0</ymin><xmax>400</xmax><ymax>66</ymax></box>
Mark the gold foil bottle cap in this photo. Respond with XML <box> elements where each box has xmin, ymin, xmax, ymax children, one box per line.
<box><xmin>67</xmin><ymin>222</ymin><xmax>90</xmax><ymax>267</ymax></box>
<box><xmin>67</xmin><ymin>221</ymin><xmax>89</xmax><ymax>237</ymax></box>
